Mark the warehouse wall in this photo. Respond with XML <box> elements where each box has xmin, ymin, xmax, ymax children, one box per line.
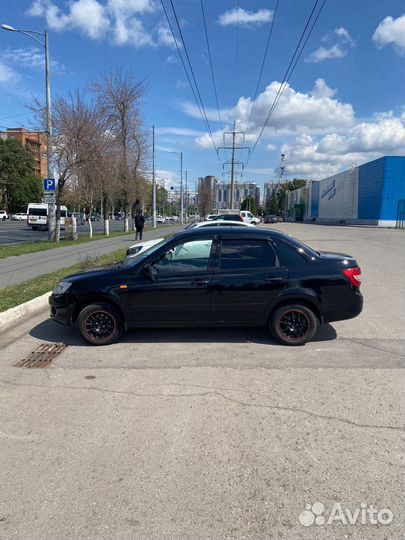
<box><xmin>317</xmin><ymin>168</ymin><xmax>359</xmax><ymax>221</ymax></box>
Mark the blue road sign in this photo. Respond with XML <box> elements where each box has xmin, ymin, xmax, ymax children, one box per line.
<box><xmin>44</xmin><ymin>178</ymin><xmax>56</xmax><ymax>191</ymax></box>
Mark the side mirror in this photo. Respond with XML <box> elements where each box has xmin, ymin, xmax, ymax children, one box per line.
<box><xmin>141</xmin><ymin>263</ymin><xmax>158</xmax><ymax>282</ymax></box>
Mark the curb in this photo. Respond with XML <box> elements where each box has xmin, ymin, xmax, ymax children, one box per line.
<box><xmin>0</xmin><ymin>291</ymin><xmax>52</xmax><ymax>334</ymax></box>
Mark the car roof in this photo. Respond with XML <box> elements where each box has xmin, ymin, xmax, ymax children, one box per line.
<box><xmin>196</xmin><ymin>220</ymin><xmax>251</xmax><ymax>227</ymax></box>
<box><xmin>176</xmin><ymin>226</ymin><xmax>288</xmax><ymax>240</ymax></box>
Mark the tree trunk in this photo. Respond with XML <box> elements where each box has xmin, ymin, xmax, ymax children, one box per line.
<box><xmin>88</xmin><ymin>203</ymin><xmax>93</xmax><ymax>238</ymax></box>
<box><xmin>104</xmin><ymin>218</ymin><xmax>110</xmax><ymax>236</ymax></box>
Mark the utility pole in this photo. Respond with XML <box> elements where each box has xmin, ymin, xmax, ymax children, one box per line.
<box><xmin>218</xmin><ymin>122</ymin><xmax>249</xmax><ymax>209</ymax></box>
<box><xmin>184</xmin><ymin>170</ymin><xmax>188</xmax><ymax>220</ymax></box>
<box><xmin>152</xmin><ymin>125</ymin><xmax>156</xmax><ymax>228</ymax></box>
<box><xmin>180</xmin><ymin>152</ymin><xmax>183</xmax><ymax>224</ymax></box>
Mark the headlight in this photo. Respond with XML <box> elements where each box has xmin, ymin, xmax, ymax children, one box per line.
<box><xmin>53</xmin><ymin>281</ymin><xmax>72</xmax><ymax>295</ymax></box>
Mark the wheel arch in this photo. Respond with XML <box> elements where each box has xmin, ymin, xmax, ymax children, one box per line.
<box><xmin>72</xmin><ymin>295</ymin><xmax>125</xmax><ymax>325</ymax></box>
<box><xmin>268</xmin><ymin>296</ymin><xmax>323</xmax><ymax>325</ymax></box>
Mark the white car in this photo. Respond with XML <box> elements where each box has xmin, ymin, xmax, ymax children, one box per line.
<box><xmin>126</xmin><ymin>237</ymin><xmax>165</xmax><ymax>260</ymax></box>
<box><xmin>186</xmin><ymin>220</ymin><xmax>255</xmax><ymax>229</ymax></box>
<box><xmin>240</xmin><ymin>211</ymin><xmax>261</xmax><ymax>225</ymax></box>
<box><xmin>11</xmin><ymin>213</ymin><xmax>28</xmax><ymax>221</ymax></box>
<box><xmin>156</xmin><ymin>216</ymin><xmax>166</xmax><ymax>224</ymax></box>
<box><xmin>0</xmin><ymin>210</ymin><xmax>8</xmax><ymax>221</ymax></box>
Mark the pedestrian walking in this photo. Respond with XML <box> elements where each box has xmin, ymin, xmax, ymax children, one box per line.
<box><xmin>134</xmin><ymin>211</ymin><xmax>145</xmax><ymax>241</ymax></box>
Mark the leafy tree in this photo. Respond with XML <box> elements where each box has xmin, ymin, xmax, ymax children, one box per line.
<box><xmin>269</xmin><ymin>193</ymin><xmax>278</xmax><ymax>214</ymax></box>
<box><xmin>240</xmin><ymin>195</ymin><xmax>259</xmax><ymax>214</ymax></box>
<box><xmin>0</xmin><ymin>138</ymin><xmax>42</xmax><ymax>211</ymax></box>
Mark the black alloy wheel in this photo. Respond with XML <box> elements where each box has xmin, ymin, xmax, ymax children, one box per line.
<box><xmin>77</xmin><ymin>303</ymin><xmax>123</xmax><ymax>346</ymax></box>
<box><xmin>270</xmin><ymin>304</ymin><xmax>318</xmax><ymax>346</ymax></box>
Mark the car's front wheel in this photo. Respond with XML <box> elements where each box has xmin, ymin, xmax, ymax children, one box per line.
<box><xmin>270</xmin><ymin>304</ymin><xmax>318</xmax><ymax>346</ymax></box>
<box><xmin>77</xmin><ymin>303</ymin><xmax>123</xmax><ymax>346</ymax></box>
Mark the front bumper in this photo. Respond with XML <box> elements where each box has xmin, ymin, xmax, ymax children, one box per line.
<box><xmin>49</xmin><ymin>294</ymin><xmax>74</xmax><ymax>326</ymax></box>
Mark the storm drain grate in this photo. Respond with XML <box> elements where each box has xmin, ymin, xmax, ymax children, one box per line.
<box><xmin>14</xmin><ymin>343</ymin><xmax>67</xmax><ymax>368</ymax></box>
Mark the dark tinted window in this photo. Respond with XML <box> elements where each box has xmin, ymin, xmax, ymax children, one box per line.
<box><xmin>220</xmin><ymin>240</ymin><xmax>276</xmax><ymax>270</ymax></box>
<box><xmin>29</xmin><ymin>208</ymin><xmax>47</xmax><ymax>216</ymax></box>
<box><xmin>213</xmin><ymin>214</ymin><xmax>241</xmax><ymax>221</ymax></box>
<box><xmin>275</xmin><ymin>240</ymin><xmax>308</xmax><ymax>267</ymax></box>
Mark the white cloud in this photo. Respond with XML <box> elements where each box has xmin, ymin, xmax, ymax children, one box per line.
<box><xmin>218</xmin><ymin>7</ymin><xmax>273</xmax><ymax>27</ymax></box>
<box><xmin>307</xmin><ymin>26</ymin><xmax>354</xmax><ymax>63</ymax></box>
<box><xmin>1</xmin><ymin>47</ymin><xmax>65</xmax><ymax>74</ymax></box>
<box><xmin>334</xmin><ymin>27</ymin><xmax>354</xmax><ymax>45</ymax></box>
<box><xmin>373</xmin><ymin>14</ymin><xmax>405</xmax><ymax>50</ymax></box>
<box><xmin>307</xmin><ymin>44</ymin><xmax>345</xmax><ymax>63</ymax></box>
<box><xmin>280</xmin><ymin>113</ymin><xmax>405</xmax><ymax>178</ymax></box>
<box><xmin>266</xmin><ymin>143</ymin><xmax>277</xmax><ymax>151</ymax></box>
<box><xmin>0</xmin><ymin>62</ymin><xmax>15</xmax><ymax>83</ymax></box>
<box><xmin>26</xmin><ymin>0</ymin><xmax>176</xmax><ymax>48</ymax></box>
<box><xmin>189</xmin><ymin>79</ymin><xmax>354</xmax><ymax>149</ymax></box>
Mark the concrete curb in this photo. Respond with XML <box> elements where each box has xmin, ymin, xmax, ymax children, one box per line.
<box><xmin>0</xmin><ymin>291</ymin><xmax>52</xmax><ymax>334</ymax></box>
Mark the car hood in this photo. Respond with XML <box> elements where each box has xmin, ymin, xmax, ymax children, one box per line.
<box><xmin>64</xmin><ymin>264</ymin><xmax>122</xmax><ymax>283</ymax></box>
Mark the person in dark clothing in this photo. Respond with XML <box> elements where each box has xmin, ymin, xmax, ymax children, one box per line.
<box><xmin>134</xmin><ymin>212</ymin><xmax>145</xmax><ymax>240</ymax></box>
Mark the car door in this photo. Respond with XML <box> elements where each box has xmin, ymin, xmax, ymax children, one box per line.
<box><xmin>123</xmin><ymin>237</ymin><xmax>216</xmax><ymax>326</ymax></box>
<box><xmin>210</xmin><ymin>237</ymin><xmax>288</xmax><ymax>324</ymax></box>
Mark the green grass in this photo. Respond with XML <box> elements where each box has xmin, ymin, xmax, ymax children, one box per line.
<box><xmin>0</xmin><ymin>248</ymin><xmax>127</xmax><ymax>313</ymax></box>
<box><xmin>0</xmin><ymin>230</ymin><xmax>134</xmax><ymax>259</ymax></box>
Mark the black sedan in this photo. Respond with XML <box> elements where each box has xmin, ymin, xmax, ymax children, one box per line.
<box><xmin>49</xmin><ymin>227</ymin><xmax>363</xmax><ymax>346</ymax></box>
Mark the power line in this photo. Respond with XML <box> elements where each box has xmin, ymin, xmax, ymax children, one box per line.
<box><xmin>164</xmin><ymin>0</ymin><xmax>222</xmax><ymax>165</ymax></box>
<box><xmin>246</xmin><ymin>0</ymin><xmax>327</xmax><ymax>165</ymax></box>
<box><xmin>233</xmin><ymin>0</ymin><xmax>240</xmax><ymax>103</ymax></box>
<box><xmin>245</xmin><ymin>0</ymin><xmax>280</xmax><ymax>135</ymax></box>
<box><xmin>200</xmin><ymin>0</ymin><xmax>223</xmax><ymax>133</ymax></box>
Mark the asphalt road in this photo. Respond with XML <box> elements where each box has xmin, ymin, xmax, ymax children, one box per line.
<box><xmin>0</xmin><ymin>218</ymin><xmax>132</xmax><ymax>245</ymax></box>
<box><xmin>0</xmin><ymin>224</ymin><xmax>182</xmax><ymax>289</ymax></box>
<box><xmin>0</xmin><ymin>223</ymin><xmax>404</xmax><ymax>540</ymax></box>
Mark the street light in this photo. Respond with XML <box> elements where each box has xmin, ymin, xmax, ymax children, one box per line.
<box><xmin>163</xmin><ymin>151</ymin><xmax>183</xmax><ymax>224</ymax></box>
<box><xmin>1</xmin><ymin>23</ymin><xmax>54</xmax><ymax>236</ymax></box>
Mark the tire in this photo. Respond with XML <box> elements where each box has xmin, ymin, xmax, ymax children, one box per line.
<box><xmin>270</xmin><ymin>304</ymin><xmax>318</xmax><ymax>346</ymax></box>
<box><xmin>77</xmin><ymin>303</ymin><xmax>124</xmax><ymax>346</ymax></box>
<box><xmin>32</xmin><ymin>226</ymin><xmax>38</xmax><ymax>230</ymax></box>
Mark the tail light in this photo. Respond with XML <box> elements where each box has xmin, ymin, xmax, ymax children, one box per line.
<box><xmin>343</xmin><ymin>266</ymin><xmax>362</xmax><ymax>288</ymax></box>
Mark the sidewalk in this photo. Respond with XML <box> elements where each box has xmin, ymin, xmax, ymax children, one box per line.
<box><xmin>0</xmin><ymin>225</ymin><xmax>181</xmax><ymax>289</ymax></box>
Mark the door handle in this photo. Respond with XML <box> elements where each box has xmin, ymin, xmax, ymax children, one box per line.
<box><xmin>193</xmin><ymin>279</ymin><xmax>209</xmax><ymax>286</ymax></box>
<box><xmin>265</xmin><ymin>277</ymin><xmax>286</xmax><ymax>284</ymax></box>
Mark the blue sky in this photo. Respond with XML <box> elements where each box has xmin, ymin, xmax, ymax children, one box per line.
<box><xmin>0</xmin><ymin>0</ymin><xmax>404</xmax><ymax>192</ymax></box>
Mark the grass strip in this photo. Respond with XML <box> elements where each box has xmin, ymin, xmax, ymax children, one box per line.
<box><xmin>0</xmin><ymin>230</ymin><xmax>135</xmax><ymax>259</ymax></box>
<box><xmin>0</xmin><ymin>248</ymin><xmax>127</xmax><ymax>313</ymax></box>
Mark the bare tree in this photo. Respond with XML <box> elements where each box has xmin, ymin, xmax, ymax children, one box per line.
<box><xmin>94</xmin><ymin>70</ymin><xmax>145</xmax><ymax>232</ymax></box>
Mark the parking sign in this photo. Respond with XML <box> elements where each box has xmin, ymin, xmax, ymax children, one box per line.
<box><xmin>44</xmin><ymin>178</ymin><xmax>56</xmax><ymax>191</ymax></box>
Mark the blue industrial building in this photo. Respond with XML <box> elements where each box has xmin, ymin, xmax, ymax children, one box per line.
<box><xmin>286</xmin><ymin>156</ymin><xmax>405</xmax><ymax>227</ymax></box>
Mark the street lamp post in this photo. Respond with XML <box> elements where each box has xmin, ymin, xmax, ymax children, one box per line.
<box><xmin>1</xmin><ymin>24</ymin><xmax>54</xmax><ymax>236</ymax></box>
<box><xmin>165</xmin><ymin>151</ymin><xmax>183</xmax><ymax>224</ymax></box>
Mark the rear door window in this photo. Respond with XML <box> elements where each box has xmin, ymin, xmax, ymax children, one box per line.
<box><xmin>219</xmin><ymin>239</ymin><xmax>276</xmax><ymax>270</ymax></box>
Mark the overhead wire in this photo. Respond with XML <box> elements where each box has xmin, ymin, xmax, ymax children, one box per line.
<box><xmin>246</xmin><ymin>0</ymin><xmax>327</xmax><ymax>165</ymax></box>
<box><xmin>245</xmin><ymin>0</ymin><xmax>280</xmax><ymax>135</ymax></box>
<box><xmin>163</xmin><ymin>0</ymin><xmax>222</xmax><ymax>167</ymax></box>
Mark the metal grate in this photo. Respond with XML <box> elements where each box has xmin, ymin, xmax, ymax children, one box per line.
<box><xmin>14</xmin><ymin>343</ymin><xmax>67</xmax><ymax>368</ymax></box>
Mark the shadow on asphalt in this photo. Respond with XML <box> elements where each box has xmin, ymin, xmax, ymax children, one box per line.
<box><xmin>29</xmin><ymin>318</ymin><xmax>337</xmax><ymax>347</ymax></box>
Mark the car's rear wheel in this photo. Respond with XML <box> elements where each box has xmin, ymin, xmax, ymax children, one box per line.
<box><xmin>270</xmin><ymin>304</ymin><xmax>318</xmax><ymax>346</ymax></box>
<box><xmin>77</xmin><ymin>303</ymin><xmax>123</xmax><ymax>346</ymax></box>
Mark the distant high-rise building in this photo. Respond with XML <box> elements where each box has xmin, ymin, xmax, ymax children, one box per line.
<box><xmin>197</xmin><ymin>175</ymin><xmax>218</xmax><ymax>214</ymax></box>
<box><xmin>263</xmin><ymin>181</ymin><xmax>278</xmax><ymax>207</ymax></box>
<box><xmin>0</xmin><ymin>128</ymin><xmax>47</xmax><ymax>179</ymax></box>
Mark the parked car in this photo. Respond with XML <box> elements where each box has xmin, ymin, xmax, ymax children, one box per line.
<box><xmin>126</xmin><ymin>237</ymin><xmax>165</xmax><ymax>259</ymax></box>
<box><xmin>0</xmin><ymin>210</ymin><xmax>9</xmax><ymax>221</ymax></box>
<box><xmin>156</xmin><ymin>216</ymin><xmax>166</xmax><ymax>224</ymax></box>
<box><xmin>264</xmin><ymin>214</ymin><xmax>278</xmax><ymax>224</ymax></box>
<box><xmin>11</xmin><ymin>212</ymin><xmax>28</xmax><ymax>221</ymax></box>
<box><xmin>185</xmin><ymin>220</ymin><xmax>254</xmax><ymax>229</ymax></box>
<box><xmin>240</xmin><ymin>210</ymin><xmax>261</xmax><ymax>224</ymax></box>
<box><xmin>90</xmin><ymin>213</ymin><xmax>101</xmax><ymax>222</ymax></box>
<box><xmin>49</xmin><ymin>227</ymin><xmax>363</xmax><ymax>346</ymax></box>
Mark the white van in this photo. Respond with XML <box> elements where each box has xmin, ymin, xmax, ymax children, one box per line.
<box><xmin>27</xmin><ymin>203</ymin><xmax>67</xmax><ymax>230</ymax></box>
<box><xmin>240</xmin><ymin>210</ymin><xmax>261</xmax><ymax>225</ymax></box>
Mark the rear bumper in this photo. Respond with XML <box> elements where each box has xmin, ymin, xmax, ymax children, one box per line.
<box><xmin>323</xmin><ymin>290</ymin><xmax>363</xmax><ymax>323</ymax></box>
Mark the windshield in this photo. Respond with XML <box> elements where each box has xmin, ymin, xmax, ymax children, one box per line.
<box><xmin>120</xmin><ymin>238</ymin><xmax>167</xmax><ymax>268</ymax></box>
